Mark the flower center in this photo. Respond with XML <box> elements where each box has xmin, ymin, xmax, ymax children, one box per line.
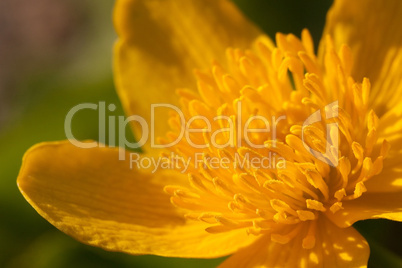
<box><xmin>162</xmin><ymin>30</ymin><xmax>388</xmax><ymax>249</ymax></box>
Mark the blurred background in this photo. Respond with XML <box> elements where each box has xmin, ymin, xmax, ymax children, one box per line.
<box><xmin>0</xmin><ymin>0</ymin><xmax>400</xmax><ymax>267</ymax></box>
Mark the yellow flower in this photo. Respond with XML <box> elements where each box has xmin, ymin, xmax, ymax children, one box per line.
<box><xmin>17</xmin><ymin>0</ymin><xmax>402</xmax><ymax>267</ymax></box>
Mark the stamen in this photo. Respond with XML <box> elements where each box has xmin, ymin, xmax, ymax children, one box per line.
<box><xmin>306</xmin><ymin>199</ymin><xmax>326</xmax><ymax>212</ymax></box>
<box><xmin>297</xmin><ymin>210</ymin><xmax>316</xmax><ymax>221</ymax></box>
<box><xmin>301</xmin><ymin>29</ymin><xmax>315</xmax><ymax>56</ymax></box>
<box><xmin>334</xmin><ymin>188</ymin><xmax>346</xmax><ymax>201</ymax></box>
<box><xmin>304</xmin><ymin>169</ymin><xmax>329</xmax><ymax>201</ymax></box>
<box><xmin>329</xmin><ymin>202</ymin><xmax>343</xmax><ymax>214</ymax></box>
<box><xmin>351</xmin><ymin>142</ymin><xmax>364</xmax><ymax>174</ymax></box>
<box><xmin>338</xmin><ymin>157</ymin><xmax>351</xmax><ymax>188</ymax></box>
<box><xmin>270</xmin><ymin>199</ymin><xmax>297</xmax><ymax>216</ymax></box>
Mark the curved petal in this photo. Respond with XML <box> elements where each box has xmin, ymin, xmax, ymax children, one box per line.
<box><xmin>321</xmin><ymin>0</ymin><xmax>402</xmax><ymax>115</ymax></box>
<box><xmin>326</xmin><ymin>192</ymin><xmax>402</xmax><ymax>228</ymax></box>
<box><xmin>17</xmin><ymin>141</ymin><xmax>256</xmax><ymax>257</ymax></box>
<box><xmin>364</xmin><ymin>165</ymin><xmax>402</xmax><ymax>193</ymax></box>
<box><xmin>113</xmin><ymin>0</ymin><xmax>262</xmax><ymax>154</ymax></box>
<box><xmin>219</xmin><ymin>218</ymin><xmax>369</xmax><ymax>268</ymax></box>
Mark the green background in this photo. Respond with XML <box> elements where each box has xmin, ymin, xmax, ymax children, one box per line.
<box><xmin>0</xmin><ymin>0</ymin><xmax>400</xmax><ymax>267</ymax></box>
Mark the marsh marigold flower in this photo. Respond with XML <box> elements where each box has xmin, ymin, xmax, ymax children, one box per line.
<box><xmin>18</xmin><ymin>0</ymin><xmax>402</xmax><ymax>267</ymax></box>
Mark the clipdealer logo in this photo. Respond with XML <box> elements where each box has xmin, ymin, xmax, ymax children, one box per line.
<box><xmin>64</xmin><ymin>100</ymin><xmax>339</xmax><ymax>172</ymax></box>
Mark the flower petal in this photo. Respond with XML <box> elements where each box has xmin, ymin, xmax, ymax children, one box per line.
<box><xmin>364</xmin><ymin>164</ymin><xmax>402</xmax><ymax>193</ymax></box>
<box><xmin>17</xmin><ymin>141</ymin><xmax>256</xmax><ymax>257</ymax></box>
<box><xmin>321</xmin><ymin>0</ymin><xmax>402</xmax><ymax>115</ymax></box>
<box><xmin>219</xmin><ymin>218</ymin><xmax>369</xmax><ymax>268</ymax></box>
<box><xmin>113</xmin><ymin>0</ymin><xmax>262</xmax><ymax>154</ymax></box>
<box><xmin>326</xmin><ymin>192</ymin><xmax>402</xmax><ymax>228</ymax></box>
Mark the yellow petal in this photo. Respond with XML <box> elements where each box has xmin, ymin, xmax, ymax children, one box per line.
<box><xmin>321</xmin><ymin>0</ymin><xmax>402</xmax><ymax>115</ymax></box>
<box><xmin>326</xmin><ymin>192</ymin><xmax>402</xmax><ymax>228</ymax></box>
<box><xmin>17</xmin><ymin>141</ymin><xmax>256</xmax><ymax>257</ymax></box>
<box><xmin>113</xmin><ymin>0</ymin><xmax>262</xmax><ymax>154</ymax></box>
<box><xmin>364</xmin><ymin>164</ymin><xmax>402</xmax><ymax>193</ymax></box>
<box><xmin>219</xmin><ymin>218</ymin><xmax>369</xmax><ymax>268</ymax></box>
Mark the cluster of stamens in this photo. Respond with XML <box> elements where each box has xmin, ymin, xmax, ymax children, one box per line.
<box><xmin>162</xmin><ymin>30</ymin><xmax>388</xmax><ymax>250</ymax></box>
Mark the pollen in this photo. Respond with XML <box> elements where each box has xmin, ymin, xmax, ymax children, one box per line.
<box><xmin>163</xmin><ymin>30</ymin><xmax>388</xmax><ymax>250</ymax></box>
